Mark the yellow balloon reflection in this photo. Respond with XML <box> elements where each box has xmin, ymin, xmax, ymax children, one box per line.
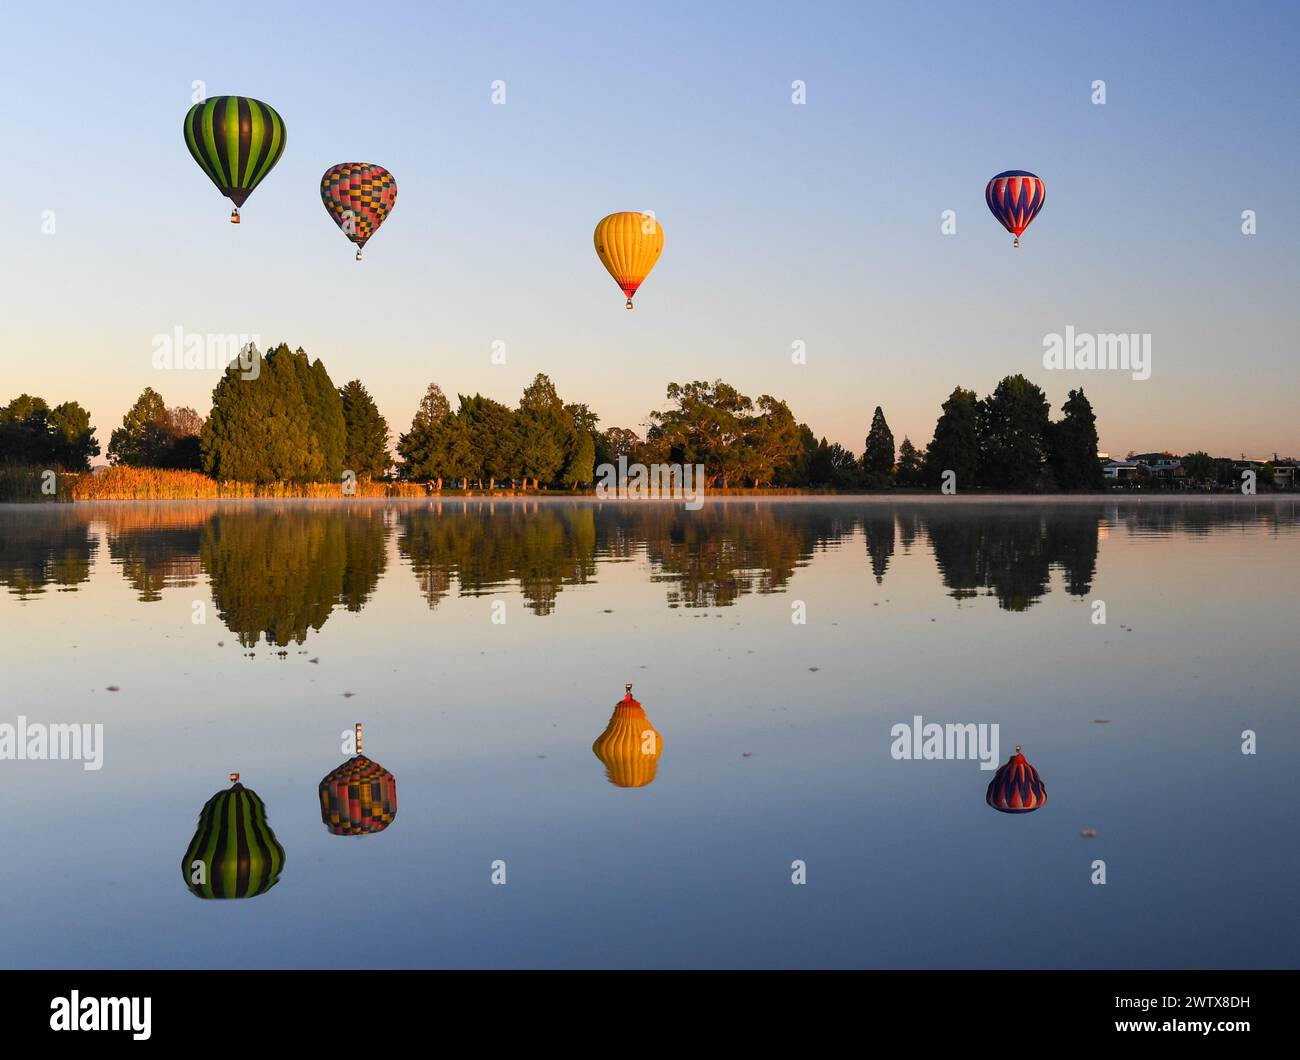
<box><xmin>592</xmin><ymin>683</ymin><xmax>663</xmax><ymax>787</ymax></box>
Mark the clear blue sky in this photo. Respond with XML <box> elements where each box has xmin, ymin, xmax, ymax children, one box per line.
<box><xmin>2</xmin><ymin>0</ymin><xmax>1297</xmax><ymax>459</ymax></box>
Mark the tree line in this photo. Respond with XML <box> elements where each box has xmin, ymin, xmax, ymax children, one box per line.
<box><xmin>0</xmin><ymin>342</ymin><xmax>1277</xmax><ymax>492</ymax></box>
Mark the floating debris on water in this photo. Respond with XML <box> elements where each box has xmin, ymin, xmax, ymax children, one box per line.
<box><xmin>106</xmin><ymin>685</ymin><xmax>120</xmax><ymax>692</ymax></box>
<box><xmin>1080</xmin><ymin>828</ymin><xmax>1098</xmax><ymax>838</ymax></box>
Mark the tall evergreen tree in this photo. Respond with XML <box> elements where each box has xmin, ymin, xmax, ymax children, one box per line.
<box><xmin>458</xmin><ymin>394</ymin><xmax>519</xmax><ymax>488</ymax></box>
<box><xmin>202</xmin><ymin>346</ymin><xmax>324</xmax><ymax>482</ymax></box>
<box><xmin>304</xmin><ymin>352</ymin><xmax>347</xmax><ymax>481</ymax></box>
<box><xmin>339</xmin><ymin>380</ymin><xmax>390</xmax><ymax>480</ymax></box>
<box><xmin>563</xmin><ymin>402</ymin><xmax>600</xmax><ymax>489</ymax></box>
<box><xmin>862</xmin><ymin>406</ymin><xmax>895</xmax><ymax>484</ymax></box>
<box><xmin>517</xmin><ymin>374</ymin><xmax>570</xmax><ymax>488</ymax></box>
<box><xmin>1048</xmin><ymin>388</ymin><xmax>1104</xmax><ymax>490</ymax></box>
<box><xmin>976</xmin><ymin>374</ymin><xmax>1052</xmax><ymax>491</ymax></box>
<box><xmin>398</xmin><ymin>383</ymin><xmax>461</xmax><ymax>484</ymax></box>
<box><xmin>896</xmin><ymin>436</ymin><xmax>923</xmax><ymax>486</ymax></box>
<box><xmin>923</xmin><ymin>387</ymin><xmax>980</xmax><ymax>488</ymax></box>
<box><xmin>561</xmin><ymin>426</ymin><xmax>596</xmax><ymax>488</ymax></box>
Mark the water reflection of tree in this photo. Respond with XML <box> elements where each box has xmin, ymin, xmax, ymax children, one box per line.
<box><xmin>863</xmin><ymin>514</ymin><xmax>896</xmax><ymax>584</ymax></box>
<box><xmin>635</xmin><ymin>503</ymin><xmax>853</xmax><ymax>608</ymax></box>
<box><xmin>3</xmin><ymin>500</ymin><xmax>1292</xmax><ymax>626</ymax></box>
<box><xmin>897</xmin><ymin>509</ymin><xmax>921</xmax><ymax>555</ymax></box>
<box><xmin>107</xmin><ymin>515</ymin><xmax>205</xmax><ymax>601</ymax></box>
<box><xmin>0</xmin><ymin>509</ymin><xmax>96</xmax><ymax>597</ymax></box>
<box><xmin>398</xmin><ymin>502</ymin><xmax>597</xmax><ymax>615</ymax></box>
<box><xmin>923</xmin><ymin>508</ymin><xmax>1099</xmax><ymax>610</ymax></box>
<box><xmin>201</xmin><ymin>507</ymin><xmax>387</xmax><ymax>646</ymax></box>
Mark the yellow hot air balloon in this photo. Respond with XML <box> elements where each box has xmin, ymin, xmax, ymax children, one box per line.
<box><xmin>593</xmin><ymin>212</ymin><xmax>664</xmax><ymax>309</ymax></box>
<box><xmin>592</xmin><ymin>683</ymin><xmax>663</xmax><ymax>787</ymax></box>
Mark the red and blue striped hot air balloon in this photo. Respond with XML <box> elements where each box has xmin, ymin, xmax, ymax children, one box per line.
<box><xmin>985</xmin><ymin>170</ymin><xmax>1046</xmax><ymax>247</ymax></box>
<box><xmin>986</xmin><ymin>745</ymin><xmax>1047</xmax><ymax>813</ymax></box>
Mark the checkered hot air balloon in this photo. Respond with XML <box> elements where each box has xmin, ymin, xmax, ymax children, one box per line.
<box><xmin>181</xmin><ymin>774</ymin><xmax>285</xmax><ymax>899</ymax></box>
<box><xmin>319</xmin><ymin>724</ymin><xmax>398</xmax><ymax>835</ymax></box>
<box><xmin>986</xmin><ymin>746</ymin><xmax>1048</xmax><ymax>814</ymax></box>
<box><xmin>592</xmin><ymin>683</ymin><xmax>663</xmax><ymax>788</ymax></box>
<box><xmin>985</xmin><ymin>170</ymin><xmax>1046</xmax><ymax>247</ymax></box>
<box><xmin>320</xmin><ymin>163</ymin><xmax>398</xmax><ymax>261</ymax></box>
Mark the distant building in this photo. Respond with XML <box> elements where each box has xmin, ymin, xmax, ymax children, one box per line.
<box><xmin>1131</xmin><ymin>453</ymin><xmax>1183</xmax><ymax>479</ymax></box>
<box><xmin>1102</xmin><ymin>459</ymin><xmax>1139</xmax><ymax>481</ymax></box>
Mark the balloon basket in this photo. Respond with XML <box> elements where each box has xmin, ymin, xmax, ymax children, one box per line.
<box><xmin>625</xmin><ymin>298</ymin><xmax>634</xmax><ymax>310</ymax></box>
<box><xmin>230</xmin><ymin>209</ymin><xmax>240</xmax><ymax>224</ymax></box>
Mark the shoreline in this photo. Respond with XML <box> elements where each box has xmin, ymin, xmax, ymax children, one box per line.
<box><xmin>3</xmin><ymin>492</ymin><xmax>1296</xmax><ymax>508</ymax></box>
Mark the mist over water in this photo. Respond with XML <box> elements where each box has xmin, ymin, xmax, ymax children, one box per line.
<box><xmin>1</xmin><ymin>498</ymin><xmax>1296</xmax><ymax>968</ymax></box>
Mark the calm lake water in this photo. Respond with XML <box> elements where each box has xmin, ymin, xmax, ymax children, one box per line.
<box><xmin>1</xmin><ymin>497</ymin><xmax>1297</xmax><ymax>969</ymax></box>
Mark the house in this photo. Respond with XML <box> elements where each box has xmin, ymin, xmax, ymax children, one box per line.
<box><xmin>1131</xmin><ymin>453</ymin><xmax>1183</xmax><ymax>478</ymax></box>
<box><xmin>1102</xmin><ymin>459</ymin><xmax>1139</xmax><ymax>481</ymax></box>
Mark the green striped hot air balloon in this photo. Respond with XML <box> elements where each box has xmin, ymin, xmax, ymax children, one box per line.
<box><xmin>182</xmin><ymin>95</ymin><xmax>286</xmax><ymax>223</ymax></box>
<box><xmin>182</xmin><ymin>773</ymin><xmax>285</xmax><ymax>899</ymax></box>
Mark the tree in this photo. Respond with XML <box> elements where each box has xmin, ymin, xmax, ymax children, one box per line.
<box><xmin>862</xmin><ymin>406</ymin><xmax>895</xmax><ymax>485</ymax></box>
<box><xmin>1181</xmin><ymin>451</ymin><xmax>1216</xmax><ymax>484</ymax></box>
<box><xmin>458</xmin><ymin>394</ymin><xmax>519</xmax><ymax>488</ymax></box>
<box><xmin>896</xmin><ymin>437</ymin><xmax>923</xmax><ymax>486</ymax></box>
<box><xmin>109</xmin><ymin>389</ymin><xmax>202</xmax><ymax>469</ymax></box>
<box><xmin>0</xmin><ymin>394</ymin><xmax>52</xmax><ymax>464</ymax></box>
<box><xmin>561</xmin><ymin>426</ymin><xmax>595</xmax><ymax>488</ymax></box>
<box><xmin>400</xmin><ymin>383</ymin><xmax>476</xmax><ymax>487</ymax></box>
<box><xmin>976</xmin><ymin>375</ymin><xmax>1051</xmax><ymax>491</ymax></box>
<box><xmin>304</xmin><ymin>353</ymin><xmax>347</xmax><ymax>481</ymax></box>
<box><xmin>774</xmin><ymin>424</ymin><xmax>817</xmax><ymax>486</ymax></box>
<box><xmin>201</xmin><ymin>346</ymin><xmax>325</xmax><ymax>482</ymax></box>
<box><xmin>648</xmin><ymin>379</ymin><xmax>753</xmax><ymax>487</ymax></box>
<box><xmin>562</xmin><ymin>402</ymin><xmax>600</xmax><ymax>488</ymax></box>
<box><xmin>163</xmin><ymin>406</ymin><xmax>205</xmax><ymax>470</ymax></box>
<box><xmin>741</xmin><ymin>396</ymin><xmax>802</xmax><ymax>487</ymax></box>
<box><xmin>0</xmin><ymin>394</ymin><xmax>98</xmax><ymax>470</ymax></box>
<box><xmin>108</xmin><ymin>388</ymin><xmax>170</xmax><ymax>467</ymax></box>
<box><xmin>1048</xmin><ymin>388</ymin><xmax>1104</xmax><ymax>490</ymax></box>
<box><xmin>603</xmin><ymin>427</ymin><xmax>640</xmax><ymax>459</ymax></box>
<box><xmin>48</xmin><ymin>402</ymin><xmax>99</xmax><ymax>470</ymax></box>
<box><xmin>339</xmin><ymin>380</ymin><xmax>390</xmax><ymax>480</ymax></box>
<box><xmin>922</xmin><ymin>387</ymin><xmax>979</xmax><ymax>487</ymax></box>
<box><xmin>517</xmin><ymin>374</ymin><xmax>570</xmax><ymax>488</ymax></box>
